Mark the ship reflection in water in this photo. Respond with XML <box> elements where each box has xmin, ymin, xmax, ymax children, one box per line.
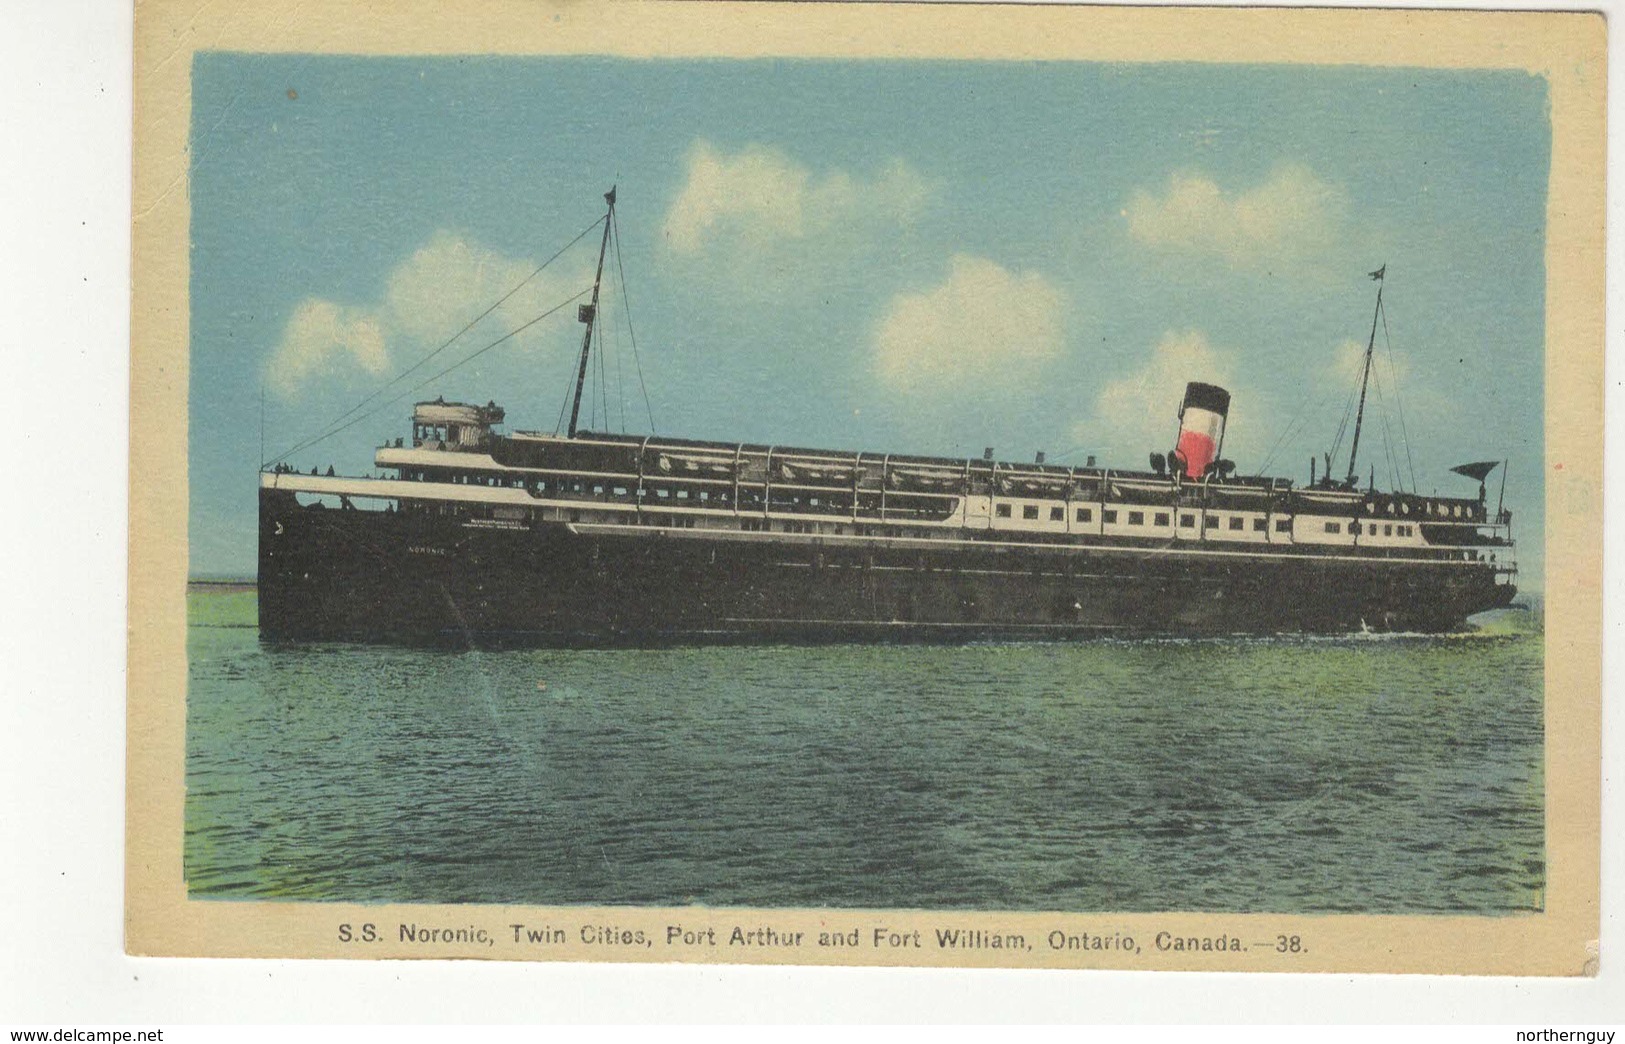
<box><xmin>186</xmin><ymin>586</ymin><xmax>1544</xmax><ymax>913</ymax></box>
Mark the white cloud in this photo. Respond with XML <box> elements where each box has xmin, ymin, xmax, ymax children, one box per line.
<box><xmin>265</xmin><ymin>300</ymin><xmax>388</xmax><ymax>399</ymax></box>
<box><xmin>382</xmin><ymin>231</ymin><xmax>590</xmax><ymax>349</ymax></box>
<box><xmin>1070</xmin><ymin>329</ymin><xmax>1263</xmax><ymax>464</ymax></box>
<box><xmin>872</xmin><ymin>254</ymin><xmax>1066</xmax><ymax>388</ymax></box>
<box><xmin>664</xmin><ymin>142</ymin><xmax>810</xmax><ymax>255</ymax></box>
<box><xmin>1331</xmin><ymin>336</ymin><xmax>1371</xmax><ymax>385</ymax></box>
<box><xmin>1125</xmin><ymin>164</ymin><xmax>1347</xmax><ymax>266</ymax></box>
<box><xmin>265</xmin><ymin>232</ymin><xmax>592</xmax><ymax>399</ymax></box>
<box><xmin>1325</xmin><ymin>334</ymin><xmax>1447</xmax><ymax>449</ymax></box>
<box><xmin>662</xmin><ymin>141</ymin><xmax>931</xmax><ymax>285</ymax></box>
<box><xmin>1331</xmin><ymin>335</ymin><xmax>1423</xmax><ymax>391</ymax></box>
<box><xmin>1065</xmin><ymin>330</ymin><xmax>1446</xmax><ymax>480</ymax></box>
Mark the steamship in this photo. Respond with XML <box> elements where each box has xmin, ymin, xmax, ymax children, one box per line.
<box><xmin>258</xmin><ymin>190</ymin><xmax>1518</xmax><ymax>645</ymax></box>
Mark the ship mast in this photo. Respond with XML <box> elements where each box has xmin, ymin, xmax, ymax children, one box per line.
<box><xmin>567</xmin><ymin>186</ymin><xmax>617</xmax><ymax>438</ymax></box>
<box><xmin>1344</xmin><ymin>264</ymin><xmax>1384</xmax><ymax>487</ymax></box>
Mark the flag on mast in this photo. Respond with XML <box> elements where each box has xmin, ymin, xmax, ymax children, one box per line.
<box><xmin>1369</xmin><ymin>264</ymin><xmax>1386</xmax><ymax>281</ymax></box>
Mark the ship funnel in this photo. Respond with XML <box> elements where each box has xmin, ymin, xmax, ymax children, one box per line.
<box><xmin>1172</xmin><ymin>382</ymin><xmax>1231</xmax><ymax>480</ymax></box>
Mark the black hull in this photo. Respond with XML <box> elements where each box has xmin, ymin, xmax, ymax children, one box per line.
<box><xmin>258</xmin><ymin>490</ymin><xmax>1516</xmax><ymax>647</ymax></box>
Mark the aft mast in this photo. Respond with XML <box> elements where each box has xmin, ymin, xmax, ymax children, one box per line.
<box><xmin>1344</xmin><ymin>264</ymin><xmax>1384</xmax><ymax>487</ymax></box>
<box><xmin>567</xmin><ymin>186</ymin><xmax>617</xmax><ymax>438</ymax></box>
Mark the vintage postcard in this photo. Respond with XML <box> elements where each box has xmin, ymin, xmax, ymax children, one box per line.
<box><xmin>128</xmin><ymin>0</ymin><xmax>1604</xmax><ymax>973</ymax></box>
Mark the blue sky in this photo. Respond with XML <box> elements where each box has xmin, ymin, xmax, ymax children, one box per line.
<box><xmin>189</xmin><ymin>55</ymin><xmax>1549</xmax><ymax>583</ymax></box>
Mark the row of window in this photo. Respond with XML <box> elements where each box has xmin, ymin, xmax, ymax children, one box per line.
<box><xmin>1326</xmin><ymin>522</ymin><xmax>1415</xmax><ymax>537</ymax></box>
<box><xmin>987</xmin><ymin>504</ymin><xmax>1431</xmax><ymax>540</ymax></box>
<box><xmin>407</xmin><ymin>470</ymin><xmax>1430</xmax><ymax>541</ymax></box>
<box><xmin>993</xmin><ymin>504</ymin><xmax>1296</xmax><ymax>533</ymax></box>
<box><xmin>410</xmin><ymin>471</ymin><xmax>934</xmax><ymax>517</ymax></box>
<box><xmin>404</xmin><ymin>465</ymin><xmax>1482</xmax><ymax>524</ymax></box>
<box><xmin>403</xmin><ymin>498</ymin><xmax>1443</xmax><ymax>550</ymax></box>
<box><xmin>1365</xmin><ymin>500</ymin><xmax>1474</xmax><ymax>519</ymax></box>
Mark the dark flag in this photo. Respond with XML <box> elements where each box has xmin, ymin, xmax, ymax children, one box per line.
<box><xmin>1449</xmin><ymin>461</ymin><xmax>1500</xmax><ymax>483</ymax></box>
<box><xmin>1369</xmin><ymin>264</ymin><xmax>1386</xmax><ymax>281</ymax></box>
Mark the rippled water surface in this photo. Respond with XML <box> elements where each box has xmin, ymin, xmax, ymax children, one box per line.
<box><xmin>185</xmin><ymin>588</ymin><xmax>1544</xmax><ymax>913</ymax></box>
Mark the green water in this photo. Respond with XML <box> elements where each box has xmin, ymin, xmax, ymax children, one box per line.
<box><xmin>184</xmin><ymin>587</ymin><xmax>1544</xmax><ymax>912</ymax></box>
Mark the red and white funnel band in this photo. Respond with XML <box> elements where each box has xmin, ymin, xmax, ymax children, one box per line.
<box><xmin>1175</xmin><ymin>382</ymin><xmax>1231</xmax><ymax>479</ymax></box>
<box><xmin>1176</xmin><ymin>409</ymin><xmax>1224</xmax><ymax>478</ymax></box>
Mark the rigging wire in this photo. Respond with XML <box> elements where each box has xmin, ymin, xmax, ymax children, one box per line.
<box><xmin>1255</xmin><ymin>386</ymin><xmax>1331</xmax><ymax>478</ymax></box>
<box><xmin>1382</xmin><ymin>385</ymin><xmax>1404</xmax><ymax>492</ymax></box>
<box><xmin>591</xmin><ymin>310</ymin><xmax>604</xmax><ymax>429</ymax></box>
<box><xmin>595</xmin><ymin>298</ymin><xmax>610</xmax><ymax>432</ymax></box>
<box><xmin>610</xmin><ymin>290</ymin><xmax>628</xmax><ymax>434</ymax></box>
<box><xmin>1254</xmin><ymin>406</ymin><xmax>1299</xmax><ymax>477</ymax></box>
<box><xmin>553</xmin><ymin>343</ymin><xmax>576</xmax><ymax>436</ymax></box>
<box><xmin>1290</xmin><ymin>400</ymin><xmax>1333</xmax><ymax>474</ymax></box>
<box><xmin>611</xmin><ymin>208</ymin><xmax>657</xmax><ymax>434</ymax></box>
<box><xmin>601</xmin><ymin>285</ymin><xmax>618</xmax><ymax>432</ymax></box>
<box><xmin>1368</xmin><ymin>362</ymin><xmax>1399</xmax><ymax>492</ymax></box>
<box><xmin>1378</xmin><ymin>294</ymin><xmax>1418</xmax><ymax>493</ymax></box>
<box><xmin>1326</xmin><ymin>375</ymin><xmax>1361</xmax><ymax>475</ymax></box>
<box><xmin>267</xmin><ymin>215</ymin><xmax>606</xmax><ymax>467</ymax></box>
<box><xmin>282</xmin><ymin>287</ymin><xmax>593</xmax><ymax>463</ymax></box>
<box><xmin>599</xmin><ymin>289</ymin><xmax>612</xmax><ymax>431</ymax></box>
<box><xmin>1366</xmin><ymin>358</ymin><xmax>1385</xmax><ymax>486</ymax></box>
<box><xmin>1256</xmin><ymin>400</ymin><xmax>1318</xmax><ymax>479</ymax></box>
<box><xmin>601</xmin><ymin>299</ymin><xmax>612</xmax><ymax>431</ymax></box>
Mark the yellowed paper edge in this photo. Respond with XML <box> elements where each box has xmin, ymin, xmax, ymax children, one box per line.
<box><xmin>127</xmin><ymin>0</ymin><xmax>1605</xmax><ymax>974</ymax></box>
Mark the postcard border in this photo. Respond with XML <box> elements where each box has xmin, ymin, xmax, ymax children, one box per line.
<box><xmin>127</xmin><ymin>0</ymin><xmax>1605</xmax><ymax>974</ymax></box>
